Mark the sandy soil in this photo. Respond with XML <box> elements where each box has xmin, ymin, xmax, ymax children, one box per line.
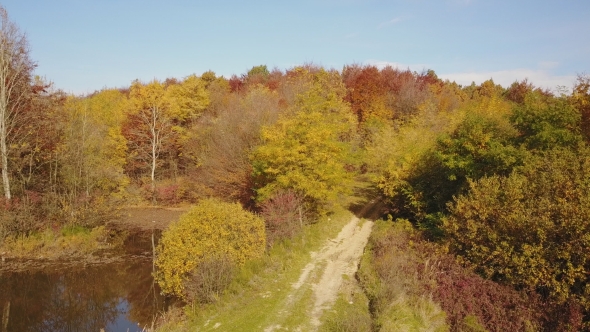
<box><xmin>308</xmin><ymin>216</ymin><xmax>373</xmax><ymax>328</ymax></box>
<box><xmin>265</xmin><ymin>216</ymin><xmax>374</xmax><ymax>331</ymax></box>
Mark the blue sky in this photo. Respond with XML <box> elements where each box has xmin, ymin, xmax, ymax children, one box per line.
<box><xmin>2</xmin><ymin>0</ymin><xmax>589</xmax><ymax>95</ymax></box>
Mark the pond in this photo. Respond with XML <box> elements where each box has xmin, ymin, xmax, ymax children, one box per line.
<box><xmin>0</xmin><ymin>230</ymin><xmax>172</xmax><ymax>332</ymax></box>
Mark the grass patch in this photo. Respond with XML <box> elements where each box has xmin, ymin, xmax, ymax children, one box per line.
<box><xmin>156</xmin><ymin>207</ymin><xmax>354</xmax><ymax>332</ymax></box>
<box><xmin>319</xmin><ymin>276</ymin><xmax>372</xmax><ymax>332</ymax></box>
<box><xmin>357</xmin><ymin>220</ymin><xmax>448</xmax><ymax>332</ymax></box>
<box><xmin>61</xmin><ymin>224</ymin><xmax>92</xmax><ymax>237</ymax></box>
<box><xmin>0</xmin><ymin>225</ymin><xmax>111</xmax><ymax>259</ymax></box>
<box><xmin>377</xmin><ymin>296</ymin><xmax>448</xmax><ymax>332</ymax></box>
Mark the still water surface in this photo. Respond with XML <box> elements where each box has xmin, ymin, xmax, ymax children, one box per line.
<box><xmin>0</xmin><ymin>231</ymin><xmax>171</xmax><ymax>332</ymax></box>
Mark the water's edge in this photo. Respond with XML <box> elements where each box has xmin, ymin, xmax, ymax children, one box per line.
<box><xmin>0</xmin><ymin>229</ymin><xmax>170</xmax><ymax>332</ymax></box>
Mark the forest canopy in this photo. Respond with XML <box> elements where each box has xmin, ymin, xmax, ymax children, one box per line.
<box><xmin>1</xmin><ymin>4</ymin><xmax>590</xmax><ymax>327</ymax></box>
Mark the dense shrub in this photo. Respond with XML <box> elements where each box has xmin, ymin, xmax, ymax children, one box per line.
<box><xmin>0</xmin><ymin>191</ymin><xmax>119</xmax><ymax>246</ymax></box>
<box><xmin>155</xmin><ymin>184</ymin><xmax>182</xmax><ymax>204</ymax></box>
<box><xmin>431</xmin><ymin>97</ymin><xmax>522</xmax><ymax>210</ymax></box>
<box><xmin>154</xmin><ymin>198</ymin><xmax>266</xmax><ymax>299</ymax></box>
<box><xmin>432</xmin><ymin>255</ymin><xmax>539</xmax><ymax>332</ymax></box>
<box><xmin>376</xmin><ymin>96</ymin><xmax>524</xmax><ymax>236</ymax></box>
<box><xmin>511</xmin><ymin>92</ymin><xmax>583</xmax><ymax>150</ymax></box>
<box><xmin>443</xmin><ymin>147</ymin><xmax>590</xmax><ymax>325</ymax></box>
<box><xmin>359</xmin><ymin>219</ymin><xmax>540</xmax><ymax>332</ymax></box>
<box><xmin>183</xmin><ymin>254</ymin><xmax>235</xmax><ymax>304</ymax></box>
<box><xmin>259</xmin><ymin>190</ymin><xmax>305</xmax><ymax>246</ymax></box>
<box><xmin>0</xmin><ymin>198</ymin><xmax>37</xmax><ymax>242</ymax></box>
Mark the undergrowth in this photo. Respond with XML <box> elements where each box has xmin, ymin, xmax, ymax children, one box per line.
<box><xmin>358</xmin><ymin>218</ymin><xmax>540</xmax><ymax>332</ymax></box>
<box><xmin>0</xmin><ymin>225</ymin><xmax>113</xmax><ymax>259</ymax></box>
<box><xmin>156</xmin><ymin>207</ymin><xmax>353</xmax><ymax>331</ymax></box>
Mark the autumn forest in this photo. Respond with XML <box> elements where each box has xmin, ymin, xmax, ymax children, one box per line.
<box><xmin>2</xmin><ymin>4</ymin><xmax>590</xmax><ymax>331</ymax></box>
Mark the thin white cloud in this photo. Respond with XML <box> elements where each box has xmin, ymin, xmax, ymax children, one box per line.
<box><xmin>439</xmin><ymin>68</ymin><xmax>576</xmax><ymax>92</ymax></box>
<box><xmin>345</xmin><ymin>32</ymin><xmax>359</xmax><ymax>39</ymax></box>
<box><xmin>538</xmin><ymin>61</ymin><xmax>560</xmax><ymax>70</ymax></box>
<box><xmin>378</xmin><ymin>17</ymin><xmax>404</xmax><ymax>29</ymax></box>
<box><xmin>364</xmin><ymin>61</ymin><xmax>576</xmax><ymax>93</ymax></box>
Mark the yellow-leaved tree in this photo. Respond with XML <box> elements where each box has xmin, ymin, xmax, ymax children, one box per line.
<box><xmin>124</xmin><ymin>76</ymin><xmax>208</xmax><ymax>201</ymax></box>
<box><xmin>125</xmin><ymin>80</ymin><xmax>170</xmax><ymax>196</ymax></box>
<box><xmin>59</xmin><ymin>89</ymin><xmax>129</xmax><ymax>226</ymax></box>
<box><xmin>251</xmin><ymin>68</ymin><xmax>357</xmax><ymax>214</ymax></box>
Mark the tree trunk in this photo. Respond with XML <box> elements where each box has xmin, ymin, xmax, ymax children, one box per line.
<box><xmin>150</xmin><ymin>106</ymin><xmax>158</xmax><ymax>204</ymax></box>
<box><xmin>1</xmin><ymin>301</ymin><xmax>9</xmax><ymax>332</ymax></box>
<box><xmin>0</xmin><ymin>60</ymin><xmax>10</xmax><ymax>200</ymax></box>
<box><xmin>0</xmin><ymin>108</ymin><xmax>9</xmax><ymax>200</ymax></box>
<box><xmin>0</xmin><ymin>6</ymin><xmax>35</xmax><ymax>200</ymax></box>
<box><xmin>151</xmin><ymin>139</ymin><xmax>156</xmax><ymax>203</ymax></box>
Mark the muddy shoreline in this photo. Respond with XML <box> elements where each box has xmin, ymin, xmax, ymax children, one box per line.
<box><xmin>109</xmin><ymin>206</ymin><xmax>189</xmax><ymax>231</ymax></box>
<box><xmin>0</xmin><ymin>206</ymin><xmax>187</xmax><ymax>273</ymax></box>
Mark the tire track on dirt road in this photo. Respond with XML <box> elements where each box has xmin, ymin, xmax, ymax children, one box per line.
<box><xmin>264</xmin><ymin>216</ymin><xmax>374</xmax><ymax>331</ymax></box>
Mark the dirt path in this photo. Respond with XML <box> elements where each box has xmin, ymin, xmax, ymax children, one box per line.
<box><xmin>264</xmin><ymin>216</ymin><xmax>374</xmax><ymax>331</ymax></box>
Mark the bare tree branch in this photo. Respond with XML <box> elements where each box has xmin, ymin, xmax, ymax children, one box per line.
<box><xmin>0</xmin><ymin>6</ymin><xmax>35</xmax><ymax>199</ymax></box>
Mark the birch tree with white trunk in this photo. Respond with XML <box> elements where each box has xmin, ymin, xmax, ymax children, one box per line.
<box><xmin>0</xmin><ymin>6</ymin><xmax>35</xmax><ymax>200</ymax></box>
<box><xmin>127</xmin><ymin>80</ymin><xmax>172</xmax><ymax>202</ymax></box>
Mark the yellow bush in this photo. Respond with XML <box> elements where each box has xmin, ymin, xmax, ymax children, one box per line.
<box><xmin>154</xmin><ymin>198</ymin><xmax>266</xmax><ymax>298</ymax></box>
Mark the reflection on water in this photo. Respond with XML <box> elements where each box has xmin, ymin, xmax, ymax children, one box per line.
<box><xmin>0</xmin><ymin>231</ymin><xmax>171</xmax><ymax>332</ymax></box>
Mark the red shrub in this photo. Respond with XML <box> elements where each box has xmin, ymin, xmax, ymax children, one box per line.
<box><xmin>363</xmin><ymin>221</ymin><xmax>544</xmax><ymax>331</ymax></box>
<box><xmin>155</xmin><ymin>184</ymin><xmax>181</xmax><ymax>205</ymax></box>
<box><xmin>260</xmin><ymin>190</ymin><xmax>305</xmax><ymax>246</ymax></box>
<box><xmin>431</xmin><ymin>255</ymin><xmax>540</xmax><ymax>332</ymax></box>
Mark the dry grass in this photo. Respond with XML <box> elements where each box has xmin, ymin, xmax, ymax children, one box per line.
<box><xmin>0</xmin><ymin>225</ymin><xmax>113</xmax><ymax>260</ymax></box>
<box><xmin>358</xmin><ymin>218</ymin><xmax>541</xmax><ymax>332</ymax></box>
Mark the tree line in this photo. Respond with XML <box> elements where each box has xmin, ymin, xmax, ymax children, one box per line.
<box><xmin>3</xmin><ymin>4</ymin><xmax>590</xmax><ymax>327</ymax></box>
